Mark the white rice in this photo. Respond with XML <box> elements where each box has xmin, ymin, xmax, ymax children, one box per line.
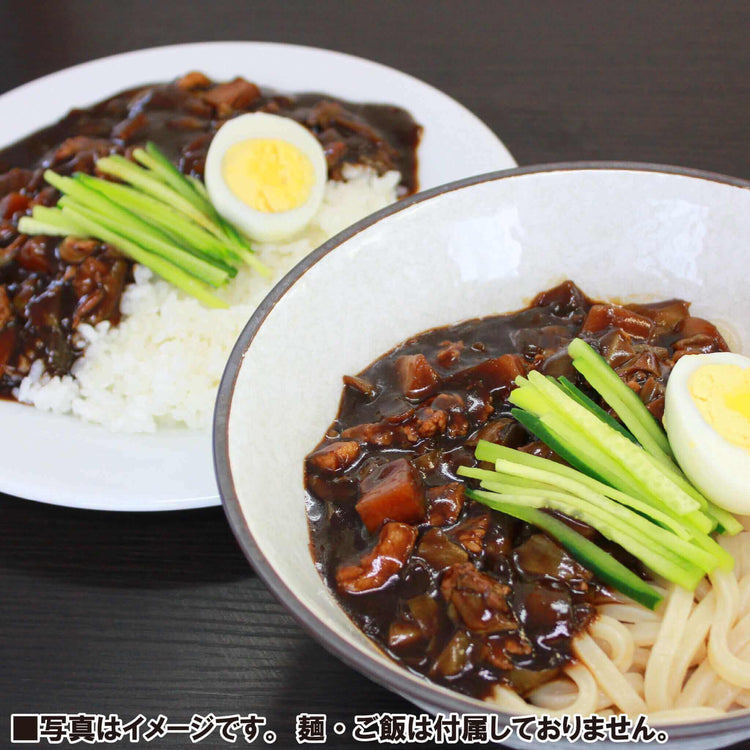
<box><xmin>15</xmin><ymin>165</ymin><xmax>400</xmax><ymax>432</ymax></box>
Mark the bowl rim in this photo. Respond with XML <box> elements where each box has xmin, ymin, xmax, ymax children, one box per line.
<box><xmin>214</xmin><ymin>160</ymin><xmax>750</xmax><ymax>738</ymax></box>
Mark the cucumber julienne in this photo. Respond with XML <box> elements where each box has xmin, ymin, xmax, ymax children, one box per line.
<box><xmin>458</xmin><ymin>336</ymin><xmax>740</xmax><ymax>603</ymax></box>
<box><xmin>465</xmin><ymin>489</ymin><xmax>663</xmax><ymax>611</ymax></box>
<box><xmin>568</xmin><ymin>337</ymin><xmax>673</xmax><ymax>458</ymax></box>
<box><xmin>510</xmin><ymin>369</ymin><xmax>702</xmax><ymax>517</ymax></box>
<box><xmin>566</xmin><ymin>339</ymin><xmax>741</xmax><ymax>535</ymax></box>
<box><xmin>17</xmin><ymin>142</ymin><xmax>272</xmax><ymax>306</ymax></box>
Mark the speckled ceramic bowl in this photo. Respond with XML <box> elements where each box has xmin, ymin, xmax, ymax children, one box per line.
<box><xmin>214</xmin><ymin>164</ymin><xmax>750</xmax><ymax>750</ymax></box>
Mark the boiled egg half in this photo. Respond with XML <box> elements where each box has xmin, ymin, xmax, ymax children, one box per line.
<box><xmin>664</xmin><ymin>351</ymin><xmax>750</xmax><ymax>514</ymax></box>
<box><xmin>205</xmin><ymin>112</ymin><xmax>327</xmax><ymax>242</ymax></box>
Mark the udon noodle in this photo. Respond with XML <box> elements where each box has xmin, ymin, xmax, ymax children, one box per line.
<box><xmin>490</xmin><ymin>519</ymin><xmax>750</xmax><ymax>723</ymax></box>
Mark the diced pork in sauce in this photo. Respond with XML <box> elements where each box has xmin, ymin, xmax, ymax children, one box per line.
<box><xmin>0</xmin><ymin>74</ymin><xmax>421</xmax><ymax>398</ymax></box>
<box><xmin>305</xmin><ymin>280</ymin><xmax>729</xmax><ymax>699</ymax></box>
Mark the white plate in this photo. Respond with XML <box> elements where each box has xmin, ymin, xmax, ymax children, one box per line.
<box><xmin>0</xmin><ymin>41</ymin><xmax>516</xmax><ymax>512</ymax></box>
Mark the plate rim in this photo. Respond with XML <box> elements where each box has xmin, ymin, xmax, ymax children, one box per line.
<box><xmin>214</xmin><ymin>160</ymin><xmax>750</xmax><ymax>737</ymax></box>
<box><xmin>0</xmin><ymin>40</ymin><xmax>515</xmax><ymax>512</ymax></box>
<box><xmin>0</xmin><ymin>40</ymin><xmax>515</xmax><ymax>169</ymax></box>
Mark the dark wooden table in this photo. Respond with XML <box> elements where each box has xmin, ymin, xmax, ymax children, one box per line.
<box><xmin>1</xmin><ymin>2</ymin><xmax>748</xmax><ymax>748</ymax></box>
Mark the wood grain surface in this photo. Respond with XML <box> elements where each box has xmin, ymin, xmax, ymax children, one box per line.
<box><xmin>1</xmin><ymin>2</ymin><xmax>748</xmax><ymax>748</ymax></box>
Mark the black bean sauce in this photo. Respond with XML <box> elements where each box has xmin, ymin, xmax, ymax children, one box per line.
<box><xmin>305</xmin><ymin>280</ymin><xmax>729</xmax><ymax>700</ymax></box>
<box><xmin>0</xmin><ymin>73</ymin><xmax>422</xmax><ymax>397</ymax></box>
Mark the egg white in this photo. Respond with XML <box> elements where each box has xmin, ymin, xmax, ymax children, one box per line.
<box><xmin>663</xmin><ymin>351</ymin><xmax>750</xmax><ymax>514</ymax></box>
<box><xmin>205</xmin><ymin>112</ymin><xmax>327</xmax><ymax>242</ymax></box>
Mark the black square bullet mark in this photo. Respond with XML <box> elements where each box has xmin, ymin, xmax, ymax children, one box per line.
<box><xmin>11</xmin><ymin>715</ymin><xmax>39</xmax><ymax>743</ymax></box>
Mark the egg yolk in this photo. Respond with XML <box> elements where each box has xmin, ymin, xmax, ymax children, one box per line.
<box><xmin>222</xmin><ymin>138</ymin><xmax>314</xmax><ymax>213</ymax></box>
<box><xmin>689</xmin><ymin>364</ymin><xmax>750</xmax><ymax>451</ymax></box>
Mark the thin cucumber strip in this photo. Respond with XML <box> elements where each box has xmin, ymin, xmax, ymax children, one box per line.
<box><xmin>489</xmin><ymin>456</ymin><xmax>701</xmax><ymax>546</ymax></box>
<box><xmin>76</xmin><ymin>175</ymin><xmax>239</xmax><ymax>273</ymax></box>
<box><xmin>203</xmin><ymin>193</ymin><xmax>257</xmax><ymax>255</ymax></box>
<box><xmin>144</xmin><ymin>165</ymin><xmax>270</xmax><ymax>275</ymax></box>
<box><xmin>568</xmin><ymin>337</ymin><xmax>673</xmax><ymax>457</ymax></box>
<box><xmin>457</xmin><ymin>465</ymin><xmax>553</xmax><ymax>492</ymax></box>
<box><xmin>17</xmin><ymin>217</ymin><xmax>71</xmax><ymax>237</ymax></box>
<box><xmin>95</xmin><ymin>155</ymin><xmax>226</xmax><ymax>239</ymax></box>
<box><xmin>487</xmin><ymin>461</ymin><xmax>719</xmax><ymax>573</ymax></box>
<box><xmin>513</xmin><ymin>404</ymin><xmax>667</xmax><ymax>511</ymax></box>
<box><xmin>78</xmin><ymin>173</ymin><xmax>204</xmax><ymax>238</ymax></box>
<box><xmin>705</xmin><ymin>504</ymin><xmax>743</xmax><ymax>536</ymax></box>
<box><xmin>59</xmin><ymin>198</ymin><xmax>228</xmax><ymax>288</ymax></box>
<box><xmin>641</xmin><ymin>450</ymin><xmax>708</xmax><ymax>509</ymax></box>
<box><xmin>210</xmin><ymin>219</ymin><xmax>271</xmax><ymax>276</ymax></box>
<box><xmin>474</xmin><ymin>486</ymin><xmax>704</xmax><ymax>590</ymax></box>
<box><xmin>217</xmin><ymin>218</ymin><xmax>257</xmax><ymax>261</ymax></box>
<box><xmin>61</xmin><ymin>206</ymin><xmax>227</xmax><ymax>309</ymax></box>
<box><xmin>146</xmin><ymin>142</ymin><xmax>219</xmax><ymax>216</ymax></box>
<box><xmin>134</xmin><ymin>145</ymin><xmax>203</xmax><ymax>207</ymax></box>
<box><xmin>477</xmin><ymin>438</ymin><xmax>642</xmax><ymax>499</ymax></box>
<box><xmin>186</xmin><ymin>173</ymin><xmax>238</xmax><ymax>233</ymax></box>
<box><xmin>138</xmin><ymin>145</ymin><xmax>237</xmax><ymax>248</ymax></box>
<box><xmin>513</xmin><ymin>409</ymin><xmax>714</xmax><ymax>535</ymax></box>
<box><xmin>689</xmin><ymin>530</ymin><xmax>734</xmax><ymax>571</ymax></box>
<box><xmin>574</xmin><ymin>358</ymin><xmax>674</xmax><ymax>466</ymax></box>
<box><xmin>23</xmin><ymin>207</ymin><xmax>85</xmax><ymax>236</ymax></box>
<box><xmin>52</xmin><ymin>164</ymin><xmax>270</xmax><ymax>279</ymax></box>
<box><xmin>33</xmin><ymin>206</ymin><xmax>90</xmax><ymax>236</ymax></box>
<box><xmin>53</xmin><ymin>173</ymin><xmax>177</xmax><ymax>249</ymax></box>
<box><xmin>474</xmin><ymin>440</ymin><xmax>698</xmax><ymax>540</ymax></box>
<box><xmin>232</xmin><ymin>245</ymin><xmax>273</xmax><ymax>278</ymax></box>
<box><xmin>186</xmin><ymin>174</ymin><xmax>241</xmax><ymax>242</ymax></box>
<box><xmin>481</xmin><ymin>476</ymin><xmax>717</xmax><ymax>574</ymax></box>
<box><xmin>465</xmin><ymin>489</ymin><xmax>663</xmax><ymax>610</ymax></box>
<box><xmin>186</xmin><ymin>174</ymin><xmax>253</xmax><ymax>251</ymax></box>
<box><xmin>512</xmin><ymin>408</ymin><xmax>644</xmax><ymax>495</ymax></box>
<box><xmin>525</xmin><ymin>407</ymin><xmax>713</xmax><ymax>533</ymax></box>
<box><xmin>668</xmin><ymin>476</ymin><xmax>740</xmax><ymax>536</ymax></box>
<box><xmin>188</xmin><ymin>175</ymin><xmax>210</xmax><ymax>200</ymax></box>
<box><xmin>50</xmin><ymin>179</ymin><xmax>231</xmax><ymax>285</ymax></box>
<box><xmin>556</xmin><ymin>376</ymin><xmax>638</xmax><ymax>443</ymax></box>
<box><xmin>636</xmin><ymin>451</ymin><xmax>740</xmax><ymax>537</ymax></box>
<box><xmin>635</xmin><ymin>443</ymin><xmax>716</xmax><ymax>516</ymax></box>
<box><xmin>138</xmin><ymin>147</ymin><xmax>244</xmax><ymax>257</ymax></box>
<box><xmin>42</xmin><ymin>170</ymin><xmax>84</xmax><ymax>201</ymax></box>
<box><xmin>518</xmin><ymin>371</ymin><xmax>701</xmax><ymax>516</ymax></box>
<box><xmin>219</xmin><ymin>215</ymin><xmax>251</xmax><ymax>247</ymax></box>
<box><xmin>141</xmin><ymin>145</ymin><xmax>255</xmax><ymax>257</ymax></box>
<box><xmin>475</xmin><ymin>486</ymin><xmax>704</xmax><ymax>590</ymax></box>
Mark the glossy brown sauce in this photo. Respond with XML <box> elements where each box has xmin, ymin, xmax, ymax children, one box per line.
<box><xmin>305</xmin><ymin>281</ymin><xmax>729</xmax><ymax>699</ymax></box>
<box><xmin>0</xmin><ymin>73</ymin><xmax>422</xmax><ymax>397</ymax></box>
